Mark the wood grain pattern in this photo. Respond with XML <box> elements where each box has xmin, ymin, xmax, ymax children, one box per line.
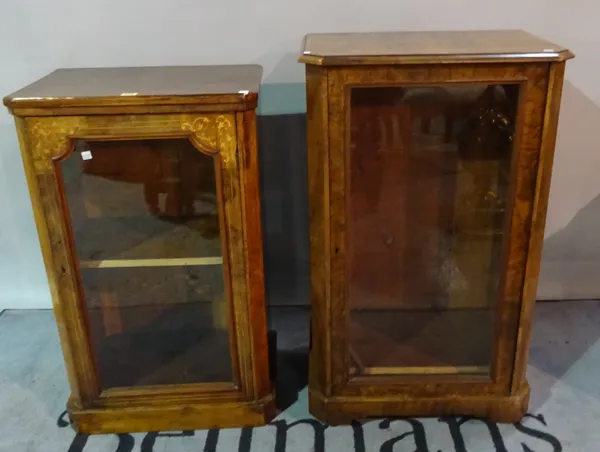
<box><xmin>236</xmin><ymin>109</ymin><xmax>274</xmax><ymax>405</ymax></box>
<box><xmin>68</xmin><ymin>393</ymin><xmax>275</xmax><ymax>434</ymax></box>
<box><xmin>306</xmin><ymin>64</ymin><xmax>332</xmax><ymax>396</ymax></box>
<box><xmin>309</xmin><ymin>383</ymin><xmax>529</xmax><ymax>424</ymax></box>
<box><xmin>6</xmin><ymin>66</ymin><xmax>274</xmax><ymax>433</ymax></box>
<box><xmin>302</xmin><ymin>32</ymin><xmax>571</xmax><ymax>424</ymax></box>
<box><xmin>4</xmin><ymin>66</ymin><xmax>261</xmax><ymax>110</ymax></box>
<box><xmin>511</xmin><ymin>61</ymin><xmax>567</xmax><ymax>393</ymax></box>
<box><xmin>300</xmin><ymin>30</ymin><xmax>574</xmax><ymax>66</ymax></box>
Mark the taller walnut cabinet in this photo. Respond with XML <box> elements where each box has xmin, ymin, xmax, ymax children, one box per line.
<box><xmin>300</xmin><ymin>30</ymin><xmax>573</xmax><ymax>423</ymax></box>
<box><xmin>4</xmin><ymin>66</ymin><xmax>275</xmax><ymax>433</ymax></box>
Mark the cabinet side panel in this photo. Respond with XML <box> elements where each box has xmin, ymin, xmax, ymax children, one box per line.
<box><xmin>215</xmin><ymin>114</ymin><xmax>255</xmax><ymax>397</ymax></box>
<box><xmin>306</xmin><ymin>65</ymin><xmax>331</xmax><ymax>396</ymax></box>
<box><xmin>327</xmin><ymin>69</ymin><xmax>352</xmax><ymax>394</ymax></box>
<box><xmin>487</xmin><ymin>64</ymin><xmax>549</xmax><ymax>392</ymax></box>
<box><xmin>236</xmin><ymin>110</ymin><xmax>273</xmax><ymax>403</ymax></box>
<box><xmin>512</xmin><ymin>62</ymin><xmax>567</xmax><ymax>393</ymax></box>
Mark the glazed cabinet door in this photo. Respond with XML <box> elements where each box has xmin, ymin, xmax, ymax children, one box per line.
<box><xmin>19</xmin><ymin>113</ymin><xmax>264</xmax><ymax>406</ymax></box>
<box><xmin>324</xmin><ymin>64</ymin><xmax>550</xmax><ymax>397</ymax></box>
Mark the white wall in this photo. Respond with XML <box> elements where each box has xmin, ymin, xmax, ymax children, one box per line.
<box><xmin>0</xmin><ymin>0</ymin><xmax>598</xmax><ymax>308</ymax></box>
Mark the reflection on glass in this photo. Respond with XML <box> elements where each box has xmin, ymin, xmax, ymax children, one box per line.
<box><xmin>348</xmin><ymin>85</ymin><xmax>517</xmax><ymax>376</ymax></box>
<box><xmin>61</xmin><ymin>139</ymin><xmax>232</xmax><ymax>389</ymax></box>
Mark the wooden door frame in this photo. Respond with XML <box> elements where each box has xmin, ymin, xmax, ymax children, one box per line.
<box><xmin>17</xmin><ymin>112</ymin><xmax>269</xmax><ymax>408</ymax></box>
<box><xmin>314</xmin><ymin>62</ymin><xmax>553</xmax><ymax>399</ymax></box>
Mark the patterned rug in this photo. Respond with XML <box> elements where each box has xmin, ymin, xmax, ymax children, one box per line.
<box><xmin>1</xmin><ymin>303</ymin><xmax>599</xmax><ymax>451</ymax></box>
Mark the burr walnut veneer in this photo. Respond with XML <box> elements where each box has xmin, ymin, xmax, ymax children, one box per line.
<box><xmin>300</xmin><ymin>30</ymin><xmax>573</xmax><ymax>423</ymax></box>
<box><xmin>4</xmin><ymin>65</ymin><xmax>275</xmax><ymax>433</ymax></box>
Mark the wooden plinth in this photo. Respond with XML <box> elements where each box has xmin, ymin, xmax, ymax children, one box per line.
<box><xmin>309</xmin><ymin>383</ymin><xmax>529</xmax><ymax>425</ymax></box>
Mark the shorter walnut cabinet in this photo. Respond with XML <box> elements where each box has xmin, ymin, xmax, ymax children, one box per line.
<box><xmin>300</xmin><ymin>30</ymin><xmax>573</xmax><ymax>423</ymax></box>
<box><xmin>4</xmin><ymin>66</ymin><xmax>275</xmax><ymax>433</ymax></box>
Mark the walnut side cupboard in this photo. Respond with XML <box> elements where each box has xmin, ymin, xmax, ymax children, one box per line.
<box><xmin>4</xmin><ymin>65</ymin><xmax>275</xmax><ymax>433</ymax></box>
<box><xmin>300</xmin><ymin>30</ymin><xmax>573</xmax><ymax>423</ymax></box>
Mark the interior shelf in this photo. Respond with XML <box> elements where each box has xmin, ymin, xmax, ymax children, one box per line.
<box><xmin>79</xmin><ymin>257</ymin><xmax>223</xmax><ymax>269</ymax></box>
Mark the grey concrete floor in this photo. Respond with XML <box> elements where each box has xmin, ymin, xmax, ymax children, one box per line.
<box><xmin>1</xmin><ymin>302</ymin><xmax>600</xmax><ymax>451</ymax></box>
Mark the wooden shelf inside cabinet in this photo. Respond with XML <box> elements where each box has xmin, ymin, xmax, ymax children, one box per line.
<box><xmin>4</xmin><ymin>65</ymin><xmax>275</xmax><ymax>434</ymax></box>
<box><xmin>79</xmin><ymin>257</ymin><xmax>223</xmax><ymax>269</ymax></box>
<box><xmin>301</xmin><ymin>30</ymin><xmax>573</xmax><ymax>424</ymax></box>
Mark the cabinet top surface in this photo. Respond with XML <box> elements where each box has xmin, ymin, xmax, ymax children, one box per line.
<box><xmin>4</xmin><ymin>65</ymin><xmax>262</xmax><ymax>112</ymax></box>
<box><xmin>300</xmin><ymin>30</ymin><xmax>573</xmax><ymax>65</ymax></box>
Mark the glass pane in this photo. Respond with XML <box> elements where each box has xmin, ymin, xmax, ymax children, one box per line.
<box><xmin>61</xmin><ymin>139</ymin><xmax>233</xmax><ymax>389</ymax></box>
<box><xmin>348</xmin><ymin>85</ymin><xmax>517</xmax><ymax>376</ymax></box>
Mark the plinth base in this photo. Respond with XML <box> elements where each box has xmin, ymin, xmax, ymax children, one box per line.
<box><xmin>309</xmin><ymin>382</ymin><xmax>530</xmax><ymax>425</ymax></box>
<box><xmin>67</xmin><ymin>392</ymin><xmax>276</xmax><ymax>434</ymax></box>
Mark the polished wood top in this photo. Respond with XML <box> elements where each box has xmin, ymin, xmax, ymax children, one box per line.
<box><xmin>300</xmin><ymin>30</ymin><xmax>574</xmax><ymax>66</ymax></box>
<box><xmin>4</xmin><ymin>65</ymin><xmax>262</xmax><ymax>110</ymax></box>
